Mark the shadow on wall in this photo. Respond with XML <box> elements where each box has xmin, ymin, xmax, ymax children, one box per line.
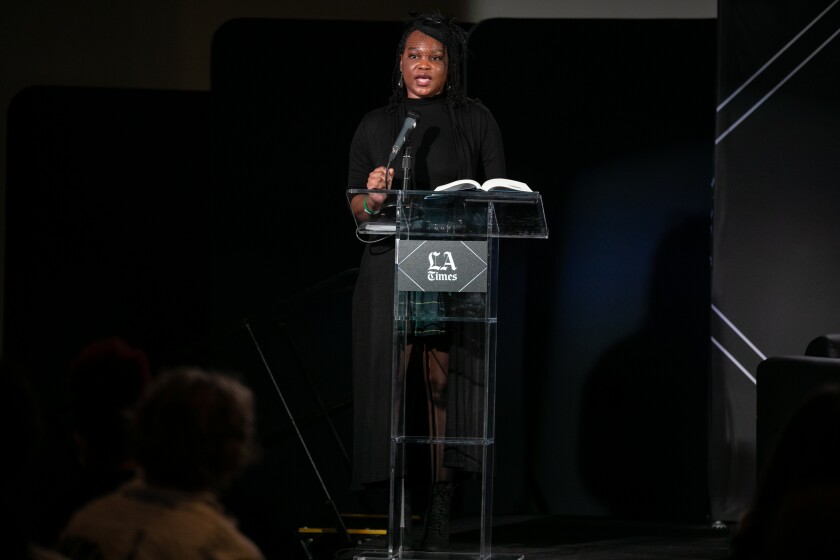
<box><xmin>577</xmin><ymin>215</ymin><xmax>711</xmax><ymax>521</ymax></box>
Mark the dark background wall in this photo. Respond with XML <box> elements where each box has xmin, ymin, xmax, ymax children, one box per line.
<box><xmin>2</xmin><ymin>4</ymin><xmax>720</xmax><ymax>557</ymax></box>
<box><xmin>467</xmin><ymin>18</ymin><xmax>715</xmax><ymax>518</ymax></box>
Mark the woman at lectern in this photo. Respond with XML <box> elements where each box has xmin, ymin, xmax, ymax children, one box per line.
<box><xmin>347</xmin><ymin>11</ymin><xmax>506</xmax><ymax>551</ymax></box>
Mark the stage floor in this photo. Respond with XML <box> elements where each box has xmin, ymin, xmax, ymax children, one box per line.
<box><xmin>478</xmin><ymin>516</ymin><xmax>730</xmax><ymax>559</ymax></box>
<box><xmin>332</xmin><ymin>515</ymin><xmax>731</xmax><ymax>560</ymax></box>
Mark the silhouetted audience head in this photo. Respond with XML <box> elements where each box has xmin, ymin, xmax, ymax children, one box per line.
<box><xmin>57</xmin><ymin>366</ymin><xmax>263</xmax><ymax>560</ymax></box>
<box><xmin>135</xmin><ymin>366</ymin><xmax>256</xmax><ymax>492</ymax></box>
<box><xmin>67</xmin><ymin>337</ymin><xmax>151</xmax><ymax>471</ymax></box>
<box><xmin>731</xmin><ymin>385</ymin><xmax>840</xmax><ymax>559</ymax></box>
<box><xmin>804</xmin><ymin>334</ymin><xmax>840</xmax><ymax>358</ymax></box>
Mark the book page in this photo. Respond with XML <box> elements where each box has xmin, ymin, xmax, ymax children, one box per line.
<box><xmin>482</xmin><ymin>178</ymin><xmax>532</xmax><ymax>192</ymax></box>
<box><xmin>434</xmin><ymin>179</ymin><xmax>481</xmax><ymax>191</ymax></box>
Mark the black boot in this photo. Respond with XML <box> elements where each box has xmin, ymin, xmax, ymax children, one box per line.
<box><xmin>421</xmin><ymin>481</ymin><xmax>455</xmax><ymax>551</ymax></box>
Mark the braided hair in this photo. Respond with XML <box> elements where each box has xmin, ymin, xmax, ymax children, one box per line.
<box><xmin>388</xmin><ymin>11</ymin><xmax>469</xmax><ymax>110</ymax></box>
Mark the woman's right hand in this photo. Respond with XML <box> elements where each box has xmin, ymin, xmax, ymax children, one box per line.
<box><xmin>366</xmin><ymin>166</ymin><xmax>394</xmax><ymax>205</ymax></box>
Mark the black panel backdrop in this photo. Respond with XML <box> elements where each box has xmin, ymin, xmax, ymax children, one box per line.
<box><xmin>467</xmin><ymin>18</ymin><xmax>715</xmax><ymax>520</ymax></box>
<box><xmin>711</xmin><ymin>0</ymin><xmax>840</xmax><ymax>520</ymax></box>
<box><xmin>4</xmin><ymin>16</ymin><xmax>716</xmax><ymax>558</ymax></box>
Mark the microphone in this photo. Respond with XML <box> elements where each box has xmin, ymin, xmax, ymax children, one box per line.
<box><xmin>384</xmin><ymin>111</ymin><xmax>419</xmax><ymax>189</ymax></box>
<box><xmin>390</xmin><ymin>111</ymin><xmax>420</xmax><ymax>158</ymax></box>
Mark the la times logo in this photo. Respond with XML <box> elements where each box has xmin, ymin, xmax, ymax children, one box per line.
<box><xmin>397</xmin><ymin>240</ymin><xmax>486</xmax><ymax>293</ymax></box>
<box><xmin>428</xmin><ymin>251</ymin><xmax>458</xmax><ymax>281</ymax></box>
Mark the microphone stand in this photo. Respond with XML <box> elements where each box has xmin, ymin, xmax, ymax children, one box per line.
<box><xmin>401</xmin><ymin>145</ymin><xmax>412</xmax><ymax>191</ymax></box>
<box><xmin>399</xmin><ymin>143</ymin><xmax>413</xmax><ymax>236</ymax></box>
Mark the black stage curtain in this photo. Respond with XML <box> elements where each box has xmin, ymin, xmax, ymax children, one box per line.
<box><xmin>467</xmin><ymin>18</ymin><xmax>716</xmax><ymax>521</ymax></box>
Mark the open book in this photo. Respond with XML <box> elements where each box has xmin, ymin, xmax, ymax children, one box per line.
<box><xmin>433</xmin><ymin>177</ymin><xmax>532</xmax><ymax>192</ymax></box>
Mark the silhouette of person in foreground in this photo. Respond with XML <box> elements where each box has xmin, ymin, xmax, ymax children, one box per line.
<box><xmin>66</xmin><ymin>337</ymin><xmax>152</xmax><ymax>508</ymax></box>
<box><xmin>57</xmin><ymin>367</ymin><xmax>263</xmax><ymax>560</ymax></box>
<box><xmin>0</xmin><ymin>358</ymin><xmax>70</xmax><ymax>560</ymax></box>
<box><xmin>730</xmin><ymin>385</ymin><xmax>840</xmax><ymax>559</ymax></box>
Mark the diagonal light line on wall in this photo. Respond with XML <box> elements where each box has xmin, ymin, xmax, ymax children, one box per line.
<box><xmin>717</xmin><ymin>0</ymin><xmax>840</xmax><ymax>112</ymax></box>
<box><xmin>711</xmin><ymin>336</ymin><xmax>757</xmax><ymax>385</ymax></box>
<box><xmin>716</xmin><ymin>22</ymin><xmax>840</xmax><ymax>145</ymax></box>
<box><xmin>711</xmin><ymin>304</ymin><xmax>767</xmax><ymax>360</ymax></box>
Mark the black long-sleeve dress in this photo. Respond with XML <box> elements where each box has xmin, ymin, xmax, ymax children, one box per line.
<box><xmin>348</xmin><ymin>96</ymin><xmax>506</xmax><ymax>486</ymax></box>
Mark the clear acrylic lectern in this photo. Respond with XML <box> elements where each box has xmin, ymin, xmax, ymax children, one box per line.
<box><xmin>347</xmin><ymin>188</ymin><xmax>548</xmax><ymax>560</ymax></box>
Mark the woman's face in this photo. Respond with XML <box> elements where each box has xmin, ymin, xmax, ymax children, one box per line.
<box><xmin>399</xmin><ymin>30</ymin><xmax>447</xmax><ymax>99</ymax></box>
